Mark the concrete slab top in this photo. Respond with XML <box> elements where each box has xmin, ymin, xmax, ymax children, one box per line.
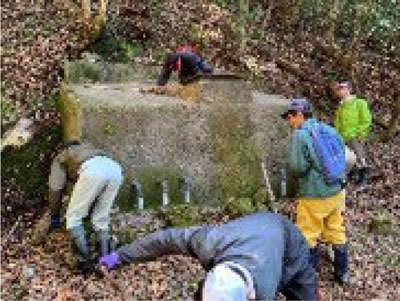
<box><xmin>69</xmin><ymin>82</ymin><xmax>289</xmax><ymax>109</ymax></box>
<box><xmin>252</xmin><ymin>92</ymin><xmax>289</xmax><ymax>106</ymax></box>
<box><xmin>69</xmin><ymin>82</ymin><xmax>183</xmax><ymax>108</ymax></box>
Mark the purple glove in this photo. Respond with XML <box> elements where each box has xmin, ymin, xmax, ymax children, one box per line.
<box><xmin>99</xmin><ymin>252</ymin><xmax>120</xmax><ymax>270</ymax></box>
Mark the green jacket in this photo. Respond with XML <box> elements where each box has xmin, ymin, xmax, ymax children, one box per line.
<box><xmin>286</xmin><ymin>119</ymin><xmax>343</xmax><ymax>198</ymax></box>
<box><xmin>334</xmin><ymin>96</ymin><xmax>372</xmax><ymax>141</ymax></box>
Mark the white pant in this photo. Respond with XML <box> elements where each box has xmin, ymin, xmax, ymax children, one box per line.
<box><xmin>66</xmin><ymin>156</ymin><xmax>123</xmax><ymax>231</ymax></box>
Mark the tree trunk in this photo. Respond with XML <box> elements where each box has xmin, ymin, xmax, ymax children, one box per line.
<box><xmin>81</xmin><ymin>0</ymin><xmax>91</xmax><ymax>43</ymax></box>
<box><xmin>346</xmin><ymin>1</ymin><xmax>376</xmax><ymax>89</ymax></box>
<box><xmin>238</xmin><ymin>0</ymin><xmax>249</xmax><ymax>52</ymax></box>
<box><xmin>381</xmin><ymin>93</ymin><xmax>400</xmax><ymax>142</ymax></box>
<box><xmin>94</xmin><ymin>0</ymin><xmax>107</xmax><ymax>38</ymax></box>
<box><xmin>261</xmin><ymin>0</ymin><xmax>274</xmax><ymax>39</ymax></box>
<box><xmin>326</xmin><ymin>0</ymin><xmax>341</xmax><ymax>45</ymax></box>
<box><xmin>81</xmin><ymin>0</ymin><xmax>107</xmax><ymax>45</ymax></box>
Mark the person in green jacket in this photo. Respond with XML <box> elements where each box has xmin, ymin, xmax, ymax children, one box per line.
<box><xmin>282</xmin><ymin>98</ymin><xmax>349</xmax><ymax>285</ymax></box>
<box><xmin>332</xmin><ymin>80</ymin><xmax>372</xmax><ymax>188</ymax></box>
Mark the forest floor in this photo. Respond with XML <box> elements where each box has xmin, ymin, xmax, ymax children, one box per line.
<box><xmin>1</xmin><ymin>2</ymin><xmax>399</xmax><ymax>299</ymax></box>
<box><xmin>1</xmin><ymin>138</ymin><xmax>399</xmax><ymax>300</ymax></box>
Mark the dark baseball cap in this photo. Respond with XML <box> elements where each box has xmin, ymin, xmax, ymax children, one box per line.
<box><xmin>281</xmin><ymin>98</ymin><xmax>312</xmax><ymax>119</ymax></box>
<box><xmin>334</xmin><ymin>81</ymin><xmax>352</xmax><ymax>89</ymax></box>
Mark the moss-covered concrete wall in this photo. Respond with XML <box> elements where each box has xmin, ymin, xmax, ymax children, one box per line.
<box><xmin>59</xmin><ymin>77</ymin><xmax>292</xmax><ymax>210</ymax></box>
<box><xmin>59</xmin><ymin>82</ymin><xmax>82</xmax><ymax>141</ymax></box>
<box><xmin>208</xmin><ymin>103</ymin><xmax>262</xmax><ymax>203</ymax></box>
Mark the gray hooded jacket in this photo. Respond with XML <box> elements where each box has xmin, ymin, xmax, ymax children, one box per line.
<box><xmin>116</xmin><ymin>212</ymin><xmax>311</xmax><ymax>300</ymax></box>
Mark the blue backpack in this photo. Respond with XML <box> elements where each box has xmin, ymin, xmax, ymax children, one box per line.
<box><xmin>305</xmin><ymin>123</ymin><xmax>346</xmax><ymax>185</ymax></box>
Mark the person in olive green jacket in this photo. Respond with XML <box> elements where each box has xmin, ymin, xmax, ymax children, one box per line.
<box><xmin>332</xmin><ymin>81</ymin><xmax>372</xmax><ymax>188</ymax></box>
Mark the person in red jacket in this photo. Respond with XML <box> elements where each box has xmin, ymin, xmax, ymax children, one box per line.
<box><xmin>157</xmin><ymin>45</ymin><xmax>213</xmax><ymax>86</ymax></box>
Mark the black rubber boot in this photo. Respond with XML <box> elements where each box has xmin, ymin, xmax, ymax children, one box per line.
<box><xmin>356</xmin><ymin>167</ymin><xmax>368</xmax><ymax>188</ymax></box>
<box><xmin>69</xmin><ymin>226</ymin><xmax>94</xmax><ymax>272</ymax></box>
<box><xmin>50</xmin><ymin>214</ymin><xmax>62</xmax><ymax>230</ymax></box>
<box><xmin>309</xmin><ymin>245</ymin><xmax>320</xmax><ymax>273</ymax></box>
<box><xmin>97</xmin><ymin>229</ymin><xmax>111</xmax><ymax>256</ymax></box>
<box><xmin>347</xmin><ymin>167</ymin><xmax>357</xmax><ymax>184</ymax></box>
<box><xmin>333</xmin><ymin>244</ymin><xmax>349</xmax><ymax>285</ymax></box>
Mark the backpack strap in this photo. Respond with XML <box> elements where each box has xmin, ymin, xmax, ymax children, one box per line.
<box><xmin>299</xmin><ymin>123</ymin><xmax>323</xmax><ymax>172</ymax></box>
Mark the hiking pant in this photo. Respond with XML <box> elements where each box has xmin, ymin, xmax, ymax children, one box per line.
<box><xmin>296</xmin><ymin>191</ymin><xmax>346</xmax><ymax>248</ymax></box>
<box><xmin>280</xmin><ymin>257</ymin><xmax>319</xmax><ymax>300</ymax></box>
<box><xmin>158</xmin><ymin>52</ymin><xmax>211</xmax><ymax>86</ymax></box>
<box><xmin>66</xmin><ymin>156</ymin><xmax>123</xmax><ymax>231</ymax></box>
<box><xmin>158</xmin><ymin>53</ymin><xmax>200</xmax><ymax>85</ymax></box>
<box><xmin>346</xmin><ymin>140</ymin><xmax>368</xmax><ymax>169</ymax></box>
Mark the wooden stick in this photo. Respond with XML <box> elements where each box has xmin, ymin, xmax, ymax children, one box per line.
<box><xmin>261</xmin><ymin>162</ymin><xmax>278</xmax><ymax>213</ymax></box>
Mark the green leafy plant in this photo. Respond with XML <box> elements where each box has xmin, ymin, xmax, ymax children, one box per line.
<box><xmin>104</xmin><ymin>123</ymin><xmax>117</xmax><ymax>136</ymax></box>
<box><xmin>92</xmin><ymin>34</ymin><xmax>143</xmax><ymax>63</ymax></box>
<box><xmin>1</xmin><ymin>98</ymin><xmax>19</xmax><ymax>126</ymax></box>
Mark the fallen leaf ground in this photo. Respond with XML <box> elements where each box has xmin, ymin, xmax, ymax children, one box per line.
<box><xmin>1</xmin><ymin>139</ymin><xmax>399</xmax><ymax>300</ymax></box>
<box><xmin>2</xmin><ymin>2</ymin><xmax>399</xmax><ymax>299</ymax></box>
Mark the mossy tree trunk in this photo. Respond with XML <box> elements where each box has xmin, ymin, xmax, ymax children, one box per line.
<box><xmin>81</xmin><ymin>0</ymin><xmax>91</xmax><ymax>42</ymax></box>
<box><xmin>81</xmin><ymin>0</ymin><xmax>107</xmax><ymax>45</ymax></box>
<box><xmin>94</xmin><ymin>0</ymin><xmax>107</xmax><ymax>37</ymax></box>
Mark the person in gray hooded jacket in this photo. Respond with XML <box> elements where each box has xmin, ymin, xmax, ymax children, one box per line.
<box><xmin>99</xmin><ymin>211</ymin><xmax>318</xmax><ymax>300</ymax></box>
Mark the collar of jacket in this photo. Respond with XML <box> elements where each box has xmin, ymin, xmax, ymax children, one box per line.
<box><xmin>340</xmin><ymin>95</ymin><xmax>356</xmax><ymax>105</ymax></box>
<box><xmin>300</xmin><ymin>118</ymin><xmax>319</xmax><ymax>130</ymax></box>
